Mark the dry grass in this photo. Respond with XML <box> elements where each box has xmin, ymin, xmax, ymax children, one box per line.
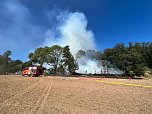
<box><xmin>0</xmin><ymin>75</ymin><xmax>152</xmax><ymax>114</ymax></box>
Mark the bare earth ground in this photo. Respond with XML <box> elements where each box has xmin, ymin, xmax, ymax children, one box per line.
<box><xmin>0</xmin><ymin>75</ymin><xmax>152</xmax><ymax>114</ymax></box>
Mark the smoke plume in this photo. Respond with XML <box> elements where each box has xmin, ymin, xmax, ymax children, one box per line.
<box><xmin>42</xmin><ymin>10</ymin><xmax>123</xmax><ymax>74</ymax></box>
<box><xmin>42</xmin><ymin>11</ymin><xmax>100</xmax><ymax>73</ymax></box>
<box><xmin>43</xmin><ymin>11</ymin><xmax>96</xmax><ymax>55</ymax></box>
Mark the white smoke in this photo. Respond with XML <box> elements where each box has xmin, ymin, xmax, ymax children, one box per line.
<box><xmin>42</xmin><ymin>11</ymin><xmax>124</xmax><ymax>74</ymax></box>
<box><xmin>42</xmin><ymin>11</ymin><xmax>100</xmax><ymax>73</ymax></box>
<box><xmin>43</xmin><ymin>12</ymin><xmax>96</xmax><ymax>55</ymax></box>
<box><xmin>43</xmin><ymin>10</ymin><xmax>125</xmax><ymax>74</ymax></box>
<box><xmin>77</xmin><ymin>57</ymin><xmax>101</xmax><ymax>74</ymax></box>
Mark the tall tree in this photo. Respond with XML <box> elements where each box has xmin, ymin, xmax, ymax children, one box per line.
<box><xmin>63</xmin><ymin>46</ymin><xmax>78</xmax><ymax>74</ymax></box>
<box><xmin>103</xmin><ymin>42</ymin><xmax>152</xmax><ymax>76</ymax></box>
<box><xmin>28</xmin><ymin>47</ymin><xmax>48</xmax><ymax>66</ymax></box>
<box><xmin>0</xmin><ymin>50</ymin><xmax>12</xmax><ymax>74</ymax></box>
<box><xmin>8</xmin><ymin>60</ymin><xmax>23</xmax><ymax>73</ymax></box>
<box><xmin>46</xmin><ymin>45</ymin><xmax>63</xmax><ymax>74</ymax></box>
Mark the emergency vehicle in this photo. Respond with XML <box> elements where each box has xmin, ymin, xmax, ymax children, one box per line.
<box><xmin>22</xmin><ymin>66</ymin><xmax>44</xmax><ymax>76</ymax></box>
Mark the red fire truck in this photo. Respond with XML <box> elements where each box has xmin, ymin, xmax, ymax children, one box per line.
<box><xmin>22</xmin><ymin>66</ymin><xmax>44</xmax><ymax>76</ymax></box>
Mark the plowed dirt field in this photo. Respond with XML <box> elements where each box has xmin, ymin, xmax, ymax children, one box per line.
<box><xmin>0</xmin><ymin>75</ymin><xmax>152</xmax><ymax>114</ymax></box>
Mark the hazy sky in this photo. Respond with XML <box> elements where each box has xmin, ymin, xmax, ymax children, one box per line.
<box><xmin>0</xmin><ymin>0</ymin><xmax>152</xmax><ymax>61</ymax></box>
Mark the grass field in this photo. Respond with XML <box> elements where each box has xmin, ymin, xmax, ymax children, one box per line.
<box><xmin>0</xmin><ymin>75</ymin><xmax>152</xmax><ymax>114</ymax></box>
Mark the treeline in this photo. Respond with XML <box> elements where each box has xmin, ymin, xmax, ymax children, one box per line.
<box><xmin>28</xmin><ymin>45</ymin><xmax>78</xmax><ymax>74</ymax></box>
<box><xmin>0</xmin><ymin>42</ymin><xmax>152</xmax><ymax>76</ymax></box>
<box><xmin>102</xmin><ymin>42</ymin><xmax>152</xmax><ymax>76</ymax></box>
<box><xmin>0</xmin><ymin>45</ymin><xmax>79</xmax><ymax>75</ymax></box>
<box><xmin>0</xmin><ymin>51</ymin><xmax>23</xmax><ymax>74</ymax></box>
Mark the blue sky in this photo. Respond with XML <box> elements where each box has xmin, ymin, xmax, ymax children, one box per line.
<box><xmin>0</xmin><ymin>0</ymin><xmax>152</xmax><ymax>61</ymax></box>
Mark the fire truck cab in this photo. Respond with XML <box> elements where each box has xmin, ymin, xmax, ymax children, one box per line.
<box><xmin>22</xmin><ymin>66</ymin><xmax>44</xmax><ymax>76</ymax></box>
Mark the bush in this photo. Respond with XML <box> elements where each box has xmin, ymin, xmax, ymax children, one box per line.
<box><xmin>134</xmin><ymin>66</ymin><xmax>151</xmax><ymax>76</ymax></box>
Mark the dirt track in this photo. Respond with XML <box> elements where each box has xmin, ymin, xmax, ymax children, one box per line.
<box><xmin>0</xmin><ymin>75</ymin><xmax>152</xmax><ymax>114</ymax></box>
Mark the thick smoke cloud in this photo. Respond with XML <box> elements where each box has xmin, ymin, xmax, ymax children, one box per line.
<box><xmin>77</xmin><ymin>57</ymin><xmax>101</xmax><ymax>74</ymax></box>
<box><xmin>42</xmin><ymin>11</ymin><xmax>100</xmax><ymax>73</ymax></box>
<box><xmin>42</xmin><ymin>11</ymin><xmax>124</xmax><ymax>74</ymax></box>
<box><xmin>42</xmin><ymin>12</ymin><xmax>96</xmax><ymax>55</ymax></box>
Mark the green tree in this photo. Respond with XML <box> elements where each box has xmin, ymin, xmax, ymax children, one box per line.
<box><xmin>147</xmin><ymin>42</ymin><xmax>152</xmax><ymax>68</ymax></box>
<box><xmin>119</xmin><ymin>49</ymin><xmax>143</xmax><ymax>75</ymax></box>
<box><xmin>7</xmin><ymin>60</ymin><xmax>23</xmax><ymax>73</ymax></box>
<box><xmin>102</xmin><ymin>42</ymin><xmax>152</xmax><ymax>76</ymax></box>
<box><xmin>0</xmin><ymin>50</ymin><xmax>12</xmax><ymax>74</ymax></box>
<box><xmin>28</xmin><ymin>47</ymin><xmax>48</xmax><ymax>66</ymax></box>
<box><xmin>57</xmin><ymin>64</ymin><xmax>65</xmax><ymax>75</ymax></box>
<box><xmin>63</xmin><ymin>46</ymin><xmax>79</xmax><ymax>74</ymax></box>
<box><xmin>45</xmin><ymin>45</ymin><xmax>63</xmax><ymax>74</ymax></box>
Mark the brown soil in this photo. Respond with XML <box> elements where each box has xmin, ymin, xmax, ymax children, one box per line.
<box><xmin>0</xmin><ymin>75</ymin><xmax>152</xmax><ymax>114</ymax></box>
